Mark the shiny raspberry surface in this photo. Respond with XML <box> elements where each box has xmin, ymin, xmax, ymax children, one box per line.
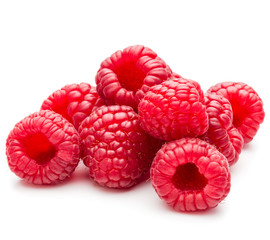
<box><xmin>138</xmin><ymin>78</ymin><xmax>209</xmax><ymax>141</ymax></box>
<box><xmin>151</xmin><ymin>138</ymin><xmax>231</xmax><ymax>212</ymax></box>
<box><xmin>41</xmin><ymin>83</ymin><xmax>104</xmax><ymax>129</ymax></box>
<box><xmin>172</xmin><ymin>74</ymin><xmax>205</xmax><ymax>103</ymax></box>
<box><xmin>227</xmin><ymin>126</ymin><xmax>244</xmax><ymax>165</ymax></box>
<box><xmin>201</xmin><ymin>94</ymin><xmax>243</xmax><ymax>165</ymax></box>
<box><xmin>207</xmin><ymin>82</ymin><xmax>265</xmax><ymax>143</ymax></box>
<box><xmin>6</xmin><ymin>110</ymin><xmax>80</xmax><ymax>184</ymax></box>
<box><xmin>95</xmin><ymin>45</ymin><xmax>172</xmax><ymax>110</ymax></box>
<box><xmin>79</xmin><ymin>105</ymin><xmax>161</xmax><ymax>188</ymax></box>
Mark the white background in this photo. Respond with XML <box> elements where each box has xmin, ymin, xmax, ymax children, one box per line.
<box><xmin>0</xmin><ymin>1</ymin><xmax>269</xmax><ymax>239</ymax></box>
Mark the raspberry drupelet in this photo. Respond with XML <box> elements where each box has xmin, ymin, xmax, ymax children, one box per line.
<box><xmin>151</xmin><ymin>138</ymin><xmax>231</xmax><ymax>212</ymax></box>
<box><xmin>95</xmin><ymin>45</ymin><xmax>172</xmax><ymax>110</ymax></box>
<box><xmin>79</xmin><ymin>105</ymin><xmax>162</xmax><ymax>188</ymax></box>
<box><xmin>6</xmin><ymin>110</ymin><xmax>80</xmax><ymax>184</ymax></box>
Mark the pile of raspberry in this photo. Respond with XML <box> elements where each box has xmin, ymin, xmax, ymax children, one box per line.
<box><xmin>6</xmin><ymin>45</ymin><xmax>265</xmax><ymax>212</ymax></box>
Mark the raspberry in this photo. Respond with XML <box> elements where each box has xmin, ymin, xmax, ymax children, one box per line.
<box><xmin>201</xmin><ymin>94</ymin><xmax>243</xmax><ymax>165</ymax></box>
<box><xmin>78</xmin><ymin>105</ymin><xmax>162</xmax><ymax>188</ymax></box>
<box><xmin>95</xmin><ymin>45</ymin><xmax>172</xmax><ymax>110</ymax></box>
<box><xmin>207</xmin><ymin>82</ymin><xmax>265</xmax><ymax>143</ymax></box>
<box><xmin>6</xmin><ymin>110</ymin><xmax>80</xmax><ymax>184</ymax></box>
<box><xmin>41</xmin><ymin>83</ymin><xmax>104</xmax><ymax>129</ymax></box>
<box><xmin>138</xmin><ymin>78</ymin><xmax>209</xmax><ymax>141</ymax></box>
<box><xmin>151</xmin><ymin>138</ymin><xmax>231</xmax><ymax>212</ymax></box>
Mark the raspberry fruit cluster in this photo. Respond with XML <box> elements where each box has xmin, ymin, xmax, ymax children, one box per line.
<box><xmin>6</xmin><ymin>45</ymin><xmax>265</xmax><ymax>212</ymax></box>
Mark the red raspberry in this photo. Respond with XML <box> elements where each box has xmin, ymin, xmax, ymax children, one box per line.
<box><xmin>151</xmin><ymin>138</ymin><xmax>231</xmax><ymax>212</ymax></box>
<box><xmin>138</xmin><ymin>78</ymin><xmax>209</xmax><ymax>141</ymax></box>
<box><xmin>78</xmin><ymin>105</ymin><xmax>162</xmax><ymax>188</ymax></box>
<box><xmin>207</xmin><ymin>82</ymin><xmax>265</xmax><ymax>143</ymax></box>
<box><xmin>95</xmin><ymin>45</ymin><xmax>172</xmax><ymax>110</ymax></box>
<box><xmin>41</xmin><ymin>83</ymin><xmax>104</xmax><ymax>129</ymax></box>
<box><xmin>201</xmin><ymin>94</ymin><xmax>243</xmax><ymax>165</ymax></box>
<box><xmin>6</xmin><ymin>110</ymin><xmax>80</xmax><ymax>184</ymax></box>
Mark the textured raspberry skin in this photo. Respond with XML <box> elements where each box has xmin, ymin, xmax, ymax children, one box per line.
<box><xmin>138</xmin><ymin>78</ymin><xmax>209</xmax><ymax>141</ymax></box>
<box><xmin>151</xmin><ymin>138</ymin><xmax>231</xmax><ymax>212</ymax></box>
<box><xmin>207</xmin><ymin>82</ymin><xmax>265</xmax><ymax>143</ymax></box>
<box><xmin>201</xmin><ymin>94</ymin><xmax>243</xmax><ymax>165</ymax></box>
<box><xmin>172</xmin><ymin>73</ymin><xmax>205</xmax><ymax>103</ymax></box>
<box><xmin>78</xmin><ymin>105</ymin><xmax>162</xmax><ymax>188</ymax></box>
<box><xmin>227</xmin><ymin>126</ymin><xmax>244</xmax><ymax>165</ymax></box>
<box><xmin>41</xmin><ymin>83</ymin><xmax>104</xmax><ymax>129</ymax></box>
<box><xmin>171</xmin><ymin>72</ymin><xmax>182</xmax><ymax>78</ymax></box>
<box><xmin>6</xmin><ymin>110</ymin><xmax>80</xmax><ymax>184</ymax></box>
<box><xmin>95</xmin><ymin>45</ymin><xmax>172</xmax><ymax>110</ymax></box>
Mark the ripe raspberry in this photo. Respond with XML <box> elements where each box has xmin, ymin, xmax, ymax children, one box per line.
<box><xmin>78</xmin><ymin>105</ymin><xmax>162</xmax><ymax>188</ymax></box>
<box><xmin>95</xmin><ymin>45</ymin><xmax>172</xmax><ymax>110</ymax></box>
<box><xmin>138</xmin><ymin>78</ymin><xmax>209</xmax><ymax>141</ymax></box>
<box><xmin>207</xmin><ymin>82</ymin><xmax>265</xmax><ymax>143</ymax></box>
<box><xmin>201</xmin><ymin>94</ymin><xmax>243</xmax><ymax>165</ymax></box>
<box><xmin>41</xmin><ymin>83</ymin><xmax>104</xmax><ymax>129</ymax></box>
<box><xmin>151</xmin><ymin>138</ymin><xmax>231</xmax><ymax>212</ymax></box>
<box><xmin>6</xmin><ymin>110</ymin><xmax>80</xmax><ymax>184</ymax></box>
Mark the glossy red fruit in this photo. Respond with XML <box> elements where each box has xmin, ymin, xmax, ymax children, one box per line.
<box><xmin>6</xmin><ymin>110</ymin><xmax>80</xmax><ymax>184</ymax></box>
<box><xmin>95</xmin><ymin>45</ymin><xmax>172</xmax><ymax>110</ymax></box>
<box><xmin>41</xmin><ymin>83</ymin><xmax>104</xmax><ymax>129</ymax></box>
<box><xmin>201</xmin><ymin>94</ymin><xmax>243</xmax><ymax>165</ymax></box>
<box><xmin>151</xmin><ymin>138</ymin><xmax>231</xmax><ymax>212</ymax></box>
<box><xmin>138</xmin><ymin>78</ymin><xmax>208</xmax><ymax>141</ymax></box>
<box><xmin>227</xmin><ymin>126</ymin><xmax>244</xmax><ymax>165</ymax></box>
<box><xmin>79</xmin><ymin>105</ymin><xmax>162</xmax><ymax>188</ymax></box>
<box><xmin>172</xmin><ymin>73</ymin><xmax>205</xmax><ymax>103</ymax></box>
<box><xmin>207</xmin><ymin>82</ymin><xmax>265</xmax><ymax>143</ymax></box>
